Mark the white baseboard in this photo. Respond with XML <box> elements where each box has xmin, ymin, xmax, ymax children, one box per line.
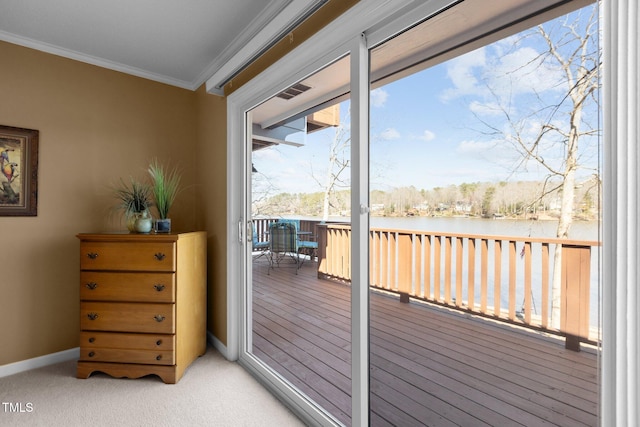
<box><xmin>207</xmin><ymin>331</ymin><xmax>231</xmax><ymax>360</ymax></box>
<box><xmin>1</xmin><ymin>334</ymin><xmax>229</xmax><ymax>378</ymax></box>
<box><xmin>0</xmin><ymin>347</ymin><xmax>79</xmax><ymax>379</ymax></box>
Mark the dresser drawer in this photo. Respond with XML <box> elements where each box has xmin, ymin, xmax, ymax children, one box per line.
<box><xmin>80</xmin><ymin>331</ymin><xmax>174</xmax><ymax>351</ymax></box>
<box><xmin>81</xmin><ymin>302</ymin><xmax>175</xmax><ymax>334</ymax></box>
<box><xmin>79</xmin><ymin>347</ymin><xmax>175</xmax><ymax>365</ymax></box>
<box><xmin>80</xmin><ymin>272</ymin><xmax>175</xmax><ymax>303</ymax></box>
<box><xmin>80</xmin><ymin>241</ymin><xmax>175</xmax><ymax>272</ymax></box>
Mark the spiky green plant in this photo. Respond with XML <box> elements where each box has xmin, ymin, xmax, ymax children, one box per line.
<box><xmin>148</xmin><ymin>158</ymin><xmax>181</xmax><ymax>219</ymax></box>
<box><xmin>114</xmin><ymin>177</ymin><xmax>153</xmax><ymax>217</ymax></box>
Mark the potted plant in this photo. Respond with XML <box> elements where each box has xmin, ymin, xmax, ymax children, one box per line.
<box><xmin>113</xmin><ymin>177</ymin><xmax>153</xmax><ymax>233</ymax></box>
<box><xmin>148</xmin><ymin>158</ymin><xmax>181</xmax><ymax>233</ymax></box>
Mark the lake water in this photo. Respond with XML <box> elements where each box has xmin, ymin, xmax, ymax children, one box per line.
<box><xmin>304</xmin><ymin>214</ymin><xmax>600</xmax><ymax>240</ymax></box>
<box><xmin>370</xmin><ymin>216</ymin><xmax>599</xmax><ymax>241</ymax></box>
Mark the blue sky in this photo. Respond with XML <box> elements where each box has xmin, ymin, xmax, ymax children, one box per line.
<box><xmin>252</xmin><ymin>6</ymin><xmax>599</xmax><ymax>195</ymax></box>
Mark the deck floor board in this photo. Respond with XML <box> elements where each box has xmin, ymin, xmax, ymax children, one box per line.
<box><xmin>252</xmin><ymin>260</ymin><xmax>598</xmax><ymax>426</ymax></box>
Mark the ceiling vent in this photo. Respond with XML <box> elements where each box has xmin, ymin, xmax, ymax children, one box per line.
<box><xmin>276</xmin><ymin>83</ymin><xmax>312</xmax><ymax>100</ymax></box>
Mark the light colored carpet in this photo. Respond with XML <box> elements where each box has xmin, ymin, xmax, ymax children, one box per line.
<box><xmin>0</xmin><ymin>347</ymin><xmax>305</xmax><ymax>427</ymax></box>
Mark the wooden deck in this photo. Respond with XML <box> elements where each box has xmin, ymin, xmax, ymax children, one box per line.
<box><xmin>252</xmin><ymin>257</ymin><xmax>598</xmax><ymax>426</ymax></box>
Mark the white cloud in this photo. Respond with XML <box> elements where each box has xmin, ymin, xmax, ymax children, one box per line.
<box><xmin>417</xmin><ymin>129</ymin><xmax>436</xmax><ymax>141</ymax></box>
<box><xmin>253</xmin><ymin>147</ymin><xmax>285</xmax><ymax>164</ymax></box>
<box><xmin>484</xmin><ymin>46</ymin><xmax>564</xmax><ymax>97</ymax></box>
<box><xmin>440</xmin><ymin>48</ymin><xmax>487</xmax><ymax>101</ymax></box>
<box><xmin>380</xmin><ymin>128</ymin><xmax>400</xmax><ymax>140</ymax></box>
<box><xmin>370</xmin><ymin>88</ymin><xmax>389</xmax><ymax>107</ymax></box>
<box><xmin>492</xmin><ymin>35</ymin><xmax>520</xmax><ymax>57</ymax></box>
<box><xmin>440</xmin><ymin>43</ymin><xmax>565</xmax><ymax>105</ymax></box>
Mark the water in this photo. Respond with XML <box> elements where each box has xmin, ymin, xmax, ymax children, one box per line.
<box><xmin>370</xmin><ymin>216</ymin><xmax>599</xmax><ymax>241</ymax></box>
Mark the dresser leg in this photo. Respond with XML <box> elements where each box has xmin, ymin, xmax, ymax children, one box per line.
<box><xmin>77</xmin><ymin>362</ymin><xmax>177</xmax><ymax>384</ymax></box>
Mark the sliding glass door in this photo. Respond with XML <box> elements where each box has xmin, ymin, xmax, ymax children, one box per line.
<box><xmin>368</xmin><ymin>2</ymin><xmax>600</xmax><ymax>425</ymax></box>
<box><xmin>229</xmin><ymin>1</ymin><xmax>601</xmax><ymax>425</ymax></box>
<box><xmin>245</xmin><ymin>56</ymin><xmax>354</xmax><ymax>425</ymax></box>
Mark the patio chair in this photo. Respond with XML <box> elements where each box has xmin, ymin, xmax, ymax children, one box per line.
<box><xmin>277</xmin><ymin>218</ymin><xmax>301</xmax><ymax>231</ymax></box>
<box><xmin>267</xmin><ymin>221</ymin><xmax>299</xmax><ymax>274</ymax></box>
<box><xmin>278</xmin><ymin>219</ymin><xmax>318</xmax><ymax>264</ymax></box>
<box><xmin>252</xmin><ymin>223</ymin><xmax>269</xmax><ymax>261</ymax></box>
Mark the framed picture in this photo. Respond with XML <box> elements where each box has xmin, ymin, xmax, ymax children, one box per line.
<box><xmin>0</xmin><ymin>125</ymin><xmax>39</xmax><ymax>216</ymax></box>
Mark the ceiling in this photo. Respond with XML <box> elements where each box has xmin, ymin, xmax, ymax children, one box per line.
<box><xmin>0</xmin><ymin>0</ymin><xmax>326</xmax><ymax>92</ymax></box>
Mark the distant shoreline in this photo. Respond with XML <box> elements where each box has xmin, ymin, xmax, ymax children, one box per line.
<box><xmin>370</xmin><ymin>211</ymin><xmax>598</xmax><ymax>222</ymax></box>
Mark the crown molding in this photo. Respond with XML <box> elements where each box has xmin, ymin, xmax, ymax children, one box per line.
<box><xmin>205</xmin><ymin>0</ymin><xmax>328</xmax><ymax>95</ymax></box>
<box><xmin>0</xmin><ymin>29</ymin><xmax>196</xmax><ymax>90</ymax></box>
<box><xmin>193</xmin><ymin>0</ymin><xmax>293</xmax><ymax>92</ymax></box>
<box><xmin>0</xmin><ymin>1</ymin><xmax>326</xmax><ymax>92</ymax></box>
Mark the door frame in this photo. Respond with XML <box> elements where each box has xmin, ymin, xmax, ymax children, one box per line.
<box><xmin>226</xmin><ymin>1</ymin><xmax>417</xmax><ymax>424</ymax></box>
<box><xmin>224</xmin><ymin>0</ymin><xmax>635</xmax><ymax>424</ymax></box>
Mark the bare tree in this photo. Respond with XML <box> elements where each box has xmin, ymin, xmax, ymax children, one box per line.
<box><xmin>477</xmin><ymin>6</ymin><xmax>599</xmax><ymax>328</ymax></box>
<box><xmin>251</xmin><ymin>167</ymin><xmax>280</xmax><ymax>216</ymax></box>
<box><xmin>311</xmin><ymin>111</ymin><xmax>351</xmax><ymax>221</ymax></box>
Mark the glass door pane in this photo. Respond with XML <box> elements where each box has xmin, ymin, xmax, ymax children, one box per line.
<box><xmin>247</xmin><ymin>56</ymin><xmax>353</xmax><ymax>425</ymax></box>
<box><xmin>368</xmin><ymin>3</ymin><xmax>600</xmax><ymax>425</ymax></box>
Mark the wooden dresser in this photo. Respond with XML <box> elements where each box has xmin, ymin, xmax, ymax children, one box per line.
<box><xmin>76</xmin><ymin>231</ymin><xmax>206</xmax><ymax>384</ymax></box>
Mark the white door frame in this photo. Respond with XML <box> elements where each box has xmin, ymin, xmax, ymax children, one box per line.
<box><xmin>225</xmin><ymin>0</ymin><xmax>638</xmax><ymax>425</ymax></box>
<box><xmin>226</xmin><ymin>1</ymin><xmax>415</xmax><ymax>424</ymax></box>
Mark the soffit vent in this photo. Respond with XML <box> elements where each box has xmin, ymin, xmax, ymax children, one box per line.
<box><xmin>276</xmin><ymin>83</ymin><xmax>312</xmax><ymax>100</ymax></box>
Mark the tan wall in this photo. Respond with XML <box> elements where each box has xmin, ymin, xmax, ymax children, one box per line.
<box><xmin>194</xmin><ymin>87</ymin><xmax>227</xmax><ymax>343</ymax></box>
<box><xmin>0</xmin><ymin>41</ymin><xmax>201</xmax><ymax>365</ymax></box>
<box><xmin>0</xmin><ymin>0</ymin><xmax>355</xmax><ymax>365</ymax></box>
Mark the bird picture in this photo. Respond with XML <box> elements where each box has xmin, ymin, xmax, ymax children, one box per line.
<box><xmin>2</xmin><ymin>162</ymin><xmax>18</xmax><ymax>183</ymax></box>
<box><xmin>0</xmin><ymin>145</ymin><xmax>21</xmax><ymax>205</ymax></box>
<box><xmin>0</xmin><ymin>128</ymin><xmax>36</xmax><ymax>213</ymax></box>
<box><xmin>0</xmin><ymin>147</ymin><xmax>18</xmax><ymax>183</ymax></box>
<box><xmin>0</xmin><ymin>148</ymin><xmax>13</xmax><ymax>167</ymax></box>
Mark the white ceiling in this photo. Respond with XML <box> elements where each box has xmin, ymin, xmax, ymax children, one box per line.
<box><xmin>0</xmin><ymin>0</ymin><xmax>325</xmax><ymax>91</ymax></box>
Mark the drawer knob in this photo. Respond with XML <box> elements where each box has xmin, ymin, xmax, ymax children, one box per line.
<box><xmin>88</xmin><ymin>337</ymin><xmax>95</xmax><ymax>343</ymax></box>
<box><xmin>153</xmin><ymin>284</ymin><xmax>165</xmax><ymax>292</ymax></box>
<box><xmin>154</xmin><ymin>253</ymin><xmax>166</xmax><ymax>261</ymax></box>
<box><xmin>85</xmin><ymin>282</ymin><xmax>98</xmax><ymax>290</ymax></box>
<box><xmin>156</xmin><ymin>339</ymin><xmax>163</xmax><ymax>346</ymax></box>
<box><xmin>87</xmin><ymin>313</ymin><xmax>99</xmax><ymax>321</ymax></box>
<box><xmin>153</xmin><ymin>315</ymin><xmax>165</xmax><ymax>322</ymax></box>
<box><xmin>86</xmin><ymin>252</ymin><xmax>99</xmax><ymax>259</ymax></box>
<box><xmin>156</xmin><ymin>355</ymin><xmax>162</xmax><ymax>361</ymax></box>
<box><xmin>88</xmin><ymin>351</ymin><xmax>95</xmax><ymax>358</ymax></box>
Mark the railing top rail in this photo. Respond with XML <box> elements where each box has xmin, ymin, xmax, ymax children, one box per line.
<box><xmin>318</xmin><ymin>222</ymin><xmax>600</xmax><ymax>247</ymax></box>
<box><xmin>371</xmin><ymin>227</ymin><xmax>601</xmax><ymax>247</ymax></box>
<box><xmin>317</xmin><ymin>222</ymin><xmax>350</xmax><ymax>228</ymax></box>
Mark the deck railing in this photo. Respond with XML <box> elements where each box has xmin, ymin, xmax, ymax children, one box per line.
<box><xmin>253</xmin><ymin>218</ymin><xmax>600</xmax><ymax>349</ymax></box>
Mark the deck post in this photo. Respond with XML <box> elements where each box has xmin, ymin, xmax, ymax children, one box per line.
<box><xmin>560</xmin><ymin>244</ymin><xmax>591</xmax><ymax>351</ymax></box>
<box><xmin>316</xmin><ymin>223</ymin><xmax>328</xmax><ymax>278</ymax></box>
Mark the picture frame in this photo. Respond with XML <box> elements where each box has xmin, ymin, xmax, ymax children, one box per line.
<box><xmin>0</xmin><ymin>125</ymin><xmax>39</xmax><ymax>216</ymax></box>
